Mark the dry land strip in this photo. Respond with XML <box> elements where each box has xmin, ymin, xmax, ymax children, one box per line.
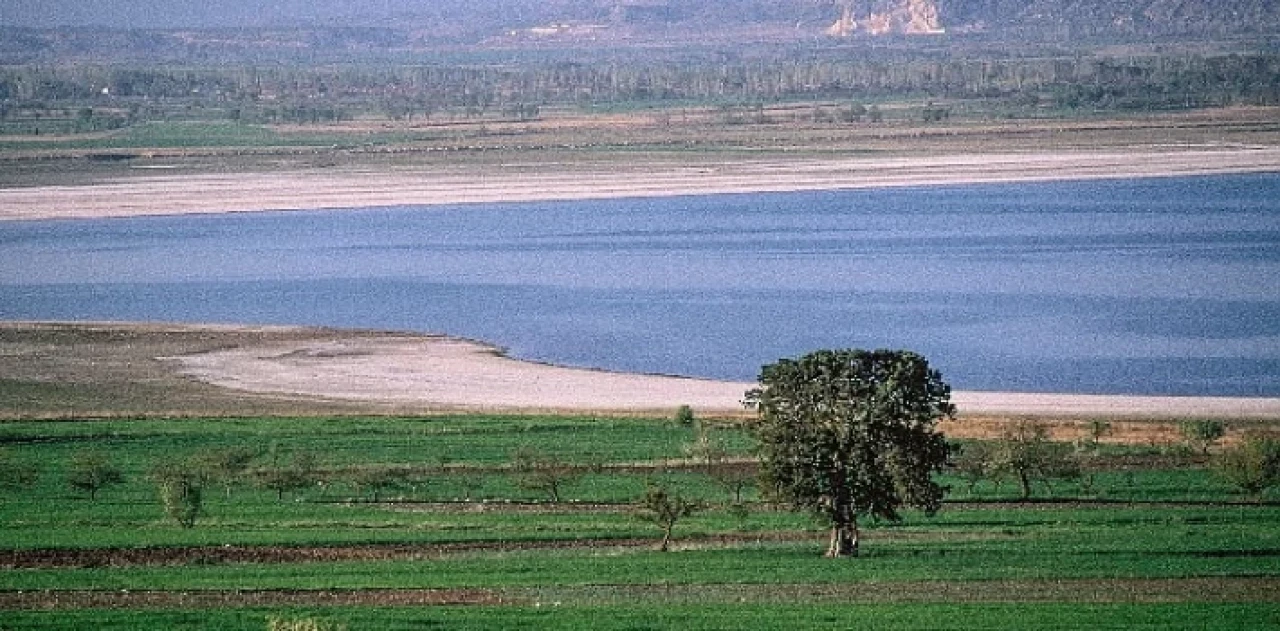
<box><xmin>4</xmin><ymin>148</ymin><xmax>1280</xmax><ymax>222</ymax></box>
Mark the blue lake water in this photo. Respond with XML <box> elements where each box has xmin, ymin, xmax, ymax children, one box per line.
<box><xmin>2</xmin><ymin>174</ymin><xmax>1279</xmax><ymax>396</ymax></box>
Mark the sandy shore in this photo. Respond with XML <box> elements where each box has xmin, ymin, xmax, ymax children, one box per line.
<box><xmin>165</xmin><ymin>329</ymin><xmax>1280</xmax><ymax>420</ymax></box>
<box><xmin>4</xmin><ymin>148</ymin><xmax>1280</xmax><ymax>221</ymax></box>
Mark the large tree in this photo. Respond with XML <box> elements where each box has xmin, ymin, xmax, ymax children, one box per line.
<box><xmin>746</xmin><ymin>349</ymin><xmax>953</xmax><ymax>557</ymax></box>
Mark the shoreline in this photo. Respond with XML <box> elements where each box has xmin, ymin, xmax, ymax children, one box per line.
<box><xmin>4</xmin><ymin>321</ymin><xmax>1279</xmax><ymax>421</ymax></box>
<box><xmin>151</xmin><ymin>323</ymin><xmax>1280</xmax><ymax>420</ymax></box>
<box><xmin>3</xmin><ymin>148</ymin><xmax>1280</xmax><ymax>221</ymax></box>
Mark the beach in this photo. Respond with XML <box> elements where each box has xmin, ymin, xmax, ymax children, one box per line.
<box><xmin>161</xmin><ymin>327</ymin><xmax>1280</xmax><ymax>421</ymax></box>
<box><xmin>4</xmin><ymin>148</ymin><xmax>1280</xmax><ymax>221</ymax></box>
<box><xmin>6</xmin><ymin>321</ymin><xmax>1276</xmax><ymax>425</ymax></box>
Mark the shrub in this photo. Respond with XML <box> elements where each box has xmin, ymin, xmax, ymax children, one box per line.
<box><xmin>1214</xmin><ymin>434</ymin><xmax>1280</xmax><ymax>501</ymax></box>
<box><xmin>1180</xmin><ymin>419</ymin><xmax>1227</xmax><ymax>455</ymax></box>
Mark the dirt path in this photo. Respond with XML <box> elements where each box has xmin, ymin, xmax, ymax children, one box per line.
<box><xmin>0</xmin><ymin>533</ymin><xmax>819</xmax><ymax>569</ymax></box>
<box><xmin>4</xmin><ymin>578</ymin><xmax>1277</xmax><ymax>610</ymax></box>
<box><xmin>0</xmin><ymin>588</ymin><xmax>510</xmax><ymax>610</ymax></box>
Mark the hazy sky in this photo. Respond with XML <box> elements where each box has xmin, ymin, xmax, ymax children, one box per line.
<box><xmin>0</xmin><ymin>0</ymin><xmax>464</xmax><ymax>28</ymax></box>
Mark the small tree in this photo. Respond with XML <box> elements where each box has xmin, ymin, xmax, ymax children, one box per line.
<box><xmin>66</xmin><ymin>450</ymin><xmax>124</xmax><ymax>501</ymax></box>
<box><xmin>685</xmin><ymin>425</ymin><xmax>755</xmax><ymax>504</ymax></box>
<box><xmin>1214</xmin><ymin>434</ymin><xmax>1280</xmax><ymax>501</ymax></box>
<box><xmin>674</xmin><ymin>405</ymin><xmax>696</xmax><ymax>426</ymax></box>
<box><xmin>636</xmin><ymin>481</ymin><xmax>701</xmax><ymax>552</ymax></box>
<box><xmin>255</xmin><ymin>449</ymin><xmax>318</xmax><ymax>501</ymax></box>
<box><xmin>951</xmin><ymin>441</ymin><xmax>995</xmax><ymax>495</ymax></box>
<box><xmin>1085</xmin><ymin>420</ymin><xmax>1113</xmax><ymax>447</ymax></box>
<box><xmin>0</xmin><ymin>449</ymin><xmax>39</xmax><ymax>494</ymax></box>
<box><xmin>510</xmin><ymin>447</ymin><xmax>580</xmax><ymax>502</ymax></box>
<box><xmin>684</xmin><ymin>422</ymin><xmax>727</xmax><ymax>466</ymax></box>
<box><xmin>151</xmin><ymin>459</ymin><xmax>204</xmax><ymax>528</ymax></box>
<box><xmin>747</xmin><ymin>349</ymin><xmax>953</xmax><ymax>558</ymax></box>
<box><xmin>195</xmin><ymin>447</ymin><xmax>255</xmax><ymax>499</ymax></box>
<box><xmin>709</xmin><ymin>461</ymin><xmax>757</xmax><ymax>505</ymax></box>
<box><xmin>348</xmin><ymin>466</ymin><xmax>410</xmax><ymax>503</ymax></box>
<box><xmin>1181</xmin><ymin>419</ymin><xmax>1228</xmax><ymax>456</ymax></box>
<box><xmin>991</xmin><ymin>421</ymin><xmax>1080</xmax><ymax>500</ymax></box>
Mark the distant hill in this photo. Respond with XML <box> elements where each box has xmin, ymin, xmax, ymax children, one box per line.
<box><xmin>1</xmin><ymin>0</ymin><xmax>1277</xmax><ymax>62</ymax></box>
<box><xmin>433</xmin><ymin>1</ymin><xmax>1280</xmax><ymax>39</ymax></box>
<box><xmin>937</xmin><ymin>0</ymin><xmax>1280</xmax><ymax>37</ymax></box>
<box><xmin>483</xmin><ymin>0</ymin><xmax>1280</xmax><ymax>38</ymax></box>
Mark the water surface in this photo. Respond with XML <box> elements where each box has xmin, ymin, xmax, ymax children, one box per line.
<box><xmin>2</xmin><ymin>174</ymin><xmax>1277</xmax><ymax>396</ymax></box>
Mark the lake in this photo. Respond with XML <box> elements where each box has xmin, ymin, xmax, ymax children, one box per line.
<box><xmin>1</xmin><ymin>173</ymin><xmax>1278</xmax><ymax>396</ymax></box>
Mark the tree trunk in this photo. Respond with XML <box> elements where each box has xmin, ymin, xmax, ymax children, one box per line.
<box><xmin>660</xmin><ymin>526</ymin><xmax>672</xmax><ymax>552</ymax></box>
<box><xmin>1018</xmin><ymin>471</ymin><xmax>1032</xmax><ymax>499</ymax></box>
<box><xmin>826</xmin><ymin>515</ymin><xmax>859</xmax><ymax>557</ymax></box>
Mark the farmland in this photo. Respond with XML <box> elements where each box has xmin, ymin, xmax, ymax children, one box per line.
<box><xmin>1</xmin><ymin>414</ymin><xmax>1277</xmax><ymax>629</ymax></box>
<box><xmin>3</xmin><ymin>12</ymin><xmax>1280</xmax><ymax>629</ymax></box>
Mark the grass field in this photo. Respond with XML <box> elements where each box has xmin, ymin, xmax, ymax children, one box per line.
<box><xmin>1</xmin><ymin>414</ymin><xmax>1277</xmax><ymax>629</ymax></box>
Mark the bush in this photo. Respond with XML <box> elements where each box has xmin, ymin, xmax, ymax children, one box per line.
<box><xmin>1214</xmin><ymin>434</ymin><xmax>1280</xmax><ymax>501</ymax></box>
<box><xmin>151</xmin><ymin>459</ymin><xmax>204</xmax><ymax>528</ymax></box>
<box><xmin>1180</xmin><ymin>419</ymin><xmax>1227</xmax><ymax>455</ymax></box>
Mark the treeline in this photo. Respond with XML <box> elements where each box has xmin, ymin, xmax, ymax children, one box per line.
<box><xmin>2</xmin><ymin>51</ymin><xmax>1278</xmax><ymax>129</ymax></box>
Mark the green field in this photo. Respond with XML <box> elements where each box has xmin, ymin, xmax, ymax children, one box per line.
<box><xmin>0</xmin><ymin>412</ymin><xmax>1274</xmax><ymax>624</ymax></box>
<box><xmin>1</xmin><ymin>415</ymin><xmax>1277</xmax><ymax>629</ymax></box>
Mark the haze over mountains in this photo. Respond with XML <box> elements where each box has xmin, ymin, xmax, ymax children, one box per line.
<box><xmin>3</xmin><ymin>0</ymin><xmax>1277</xmax><ymax>38</ymax></box>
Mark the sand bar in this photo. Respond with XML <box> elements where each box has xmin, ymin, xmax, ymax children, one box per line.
<box><xmin>166</xmin><ymin>330</ymin><xmax>1280</xmax><ymax>420</ymax></box>
<box><xmin>4</xmin><ymin>148</ymin><xmax>1280</xmax><ymax>221</ymax></box>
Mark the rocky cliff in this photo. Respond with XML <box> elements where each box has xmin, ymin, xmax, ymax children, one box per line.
<box><xmin>602</xmin><ymin>0</ymin><xmax>1278</xmax><ymax>38</ymax></box>
<box><xmin>826</xmin><ymin>1</ymin><xmax>946</xmax><ymax>36</ymax></box>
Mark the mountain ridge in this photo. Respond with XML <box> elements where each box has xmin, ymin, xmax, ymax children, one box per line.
<box><xmin>1</xmin><ymin>0</ymin><xmax>1276</xmax><ymax>61</ymax></box>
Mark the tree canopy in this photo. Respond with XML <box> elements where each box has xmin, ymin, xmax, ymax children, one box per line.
<box><xmin>746</xmin><ymin>349</ymin><xmax>953</xmax><ymax>557</ymax></box>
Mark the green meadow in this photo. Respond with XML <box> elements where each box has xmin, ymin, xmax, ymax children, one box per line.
<box><xmin>1</xmin><ymin>415</ymin><xmax>1277</xmax><ymax>629</ymax></box>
